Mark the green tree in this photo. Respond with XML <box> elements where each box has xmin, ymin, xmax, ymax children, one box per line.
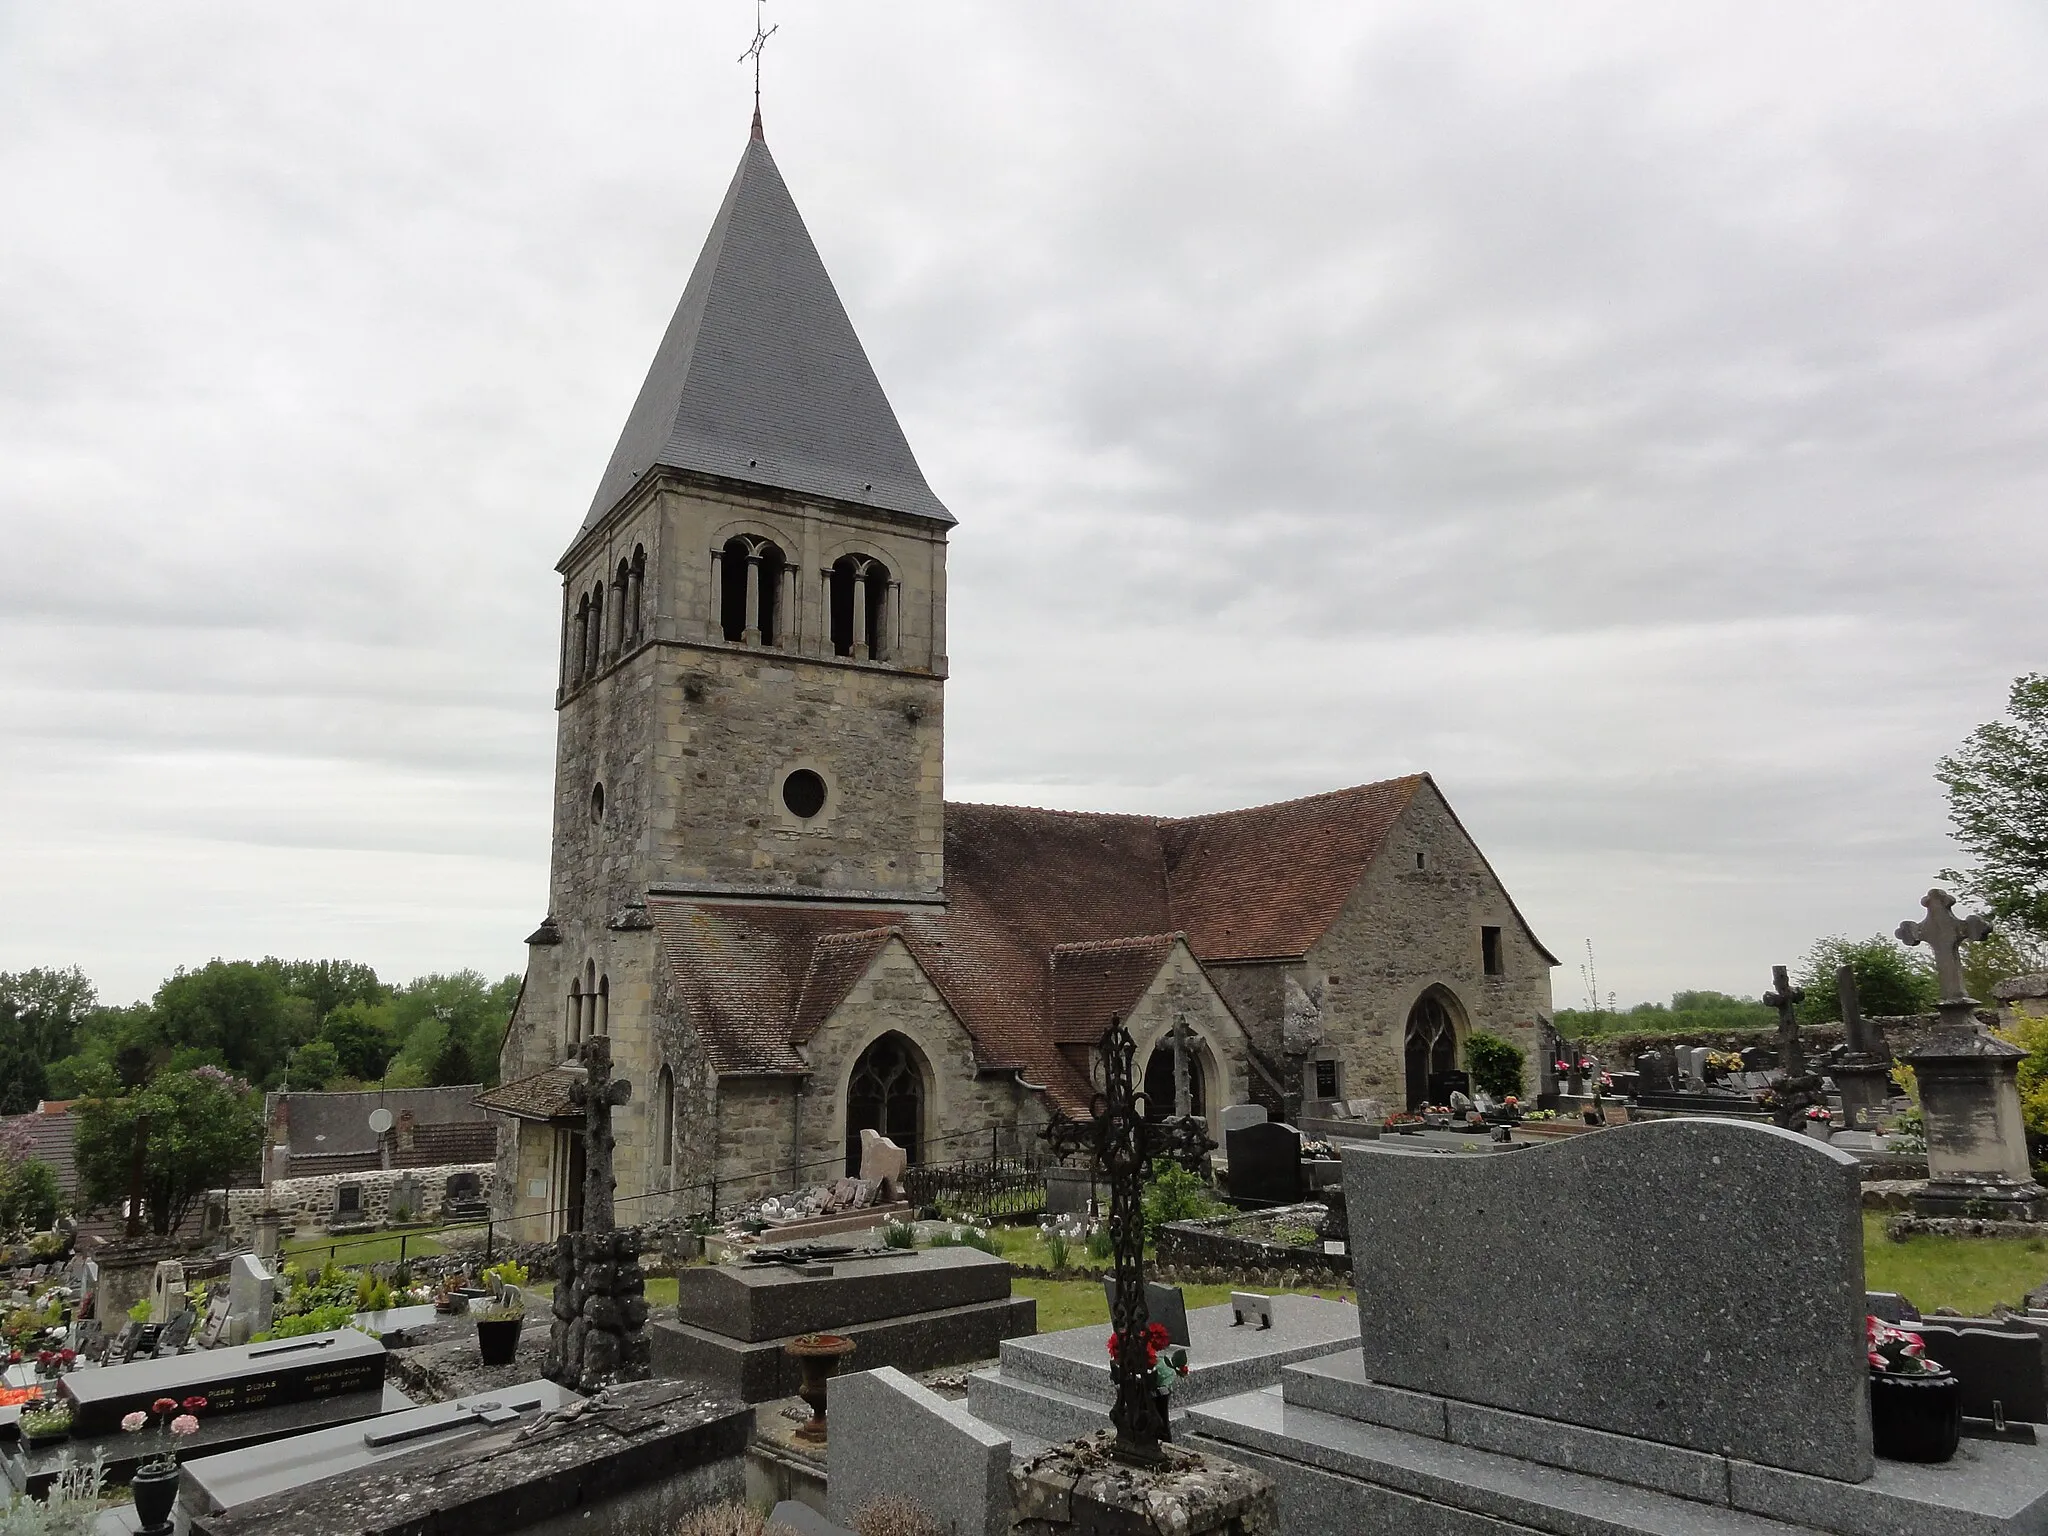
<box><xmin>285</xmin><ymin>1040</ymin><xmax>343</xmax><ymax>1091</ymax></box>
<box><xmin>257</xmin><ymin>958</ymin><xmax>389</xmax><ymax>1026</ymax></box>
<box><xmin>1794</xmin><ymin>935</ymin><xmax>1937</xmax><ymax>1026</ymax></box>
<box><xmin>1463</xmin><ymin>1032</ymin><xmax>1525</xmax><ymax>1099</ymax></box>
<box><xmin>1965</xmin><ymin>930</ymin><xmax>2048</xmax><ymax>1005</ymax></box>
<box><xmin>384</xmin><ymin>971</ymin><xmax>518</xmax><ymax>1089</ymax></box>
<box><xmin>1939</xmin><ymin>673</ymin><xmax>2048</xmax><ymax>944</ymax></box>
<box><xmin>152</xmin><ymin>961</ymin><xmax>297</xmax><ymax>1087</ymax></box>
<box><xmin>319</xmin><ymin>1001</ymin><xmax>401</xmax><ymax>1081</ymax></box>
<box><xmin>0</xmin><ymin>967</ymin><xmax>97</xmax><ymax>1112</ymax></box>
<box><xmin>74</xmin><ymin>1067</ymin><xmax>261</xmax><ymax>1235</ymax></box>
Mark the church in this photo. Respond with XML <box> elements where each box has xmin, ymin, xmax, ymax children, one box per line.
<box><xmin>482</xmin><ymin>120</ymin><xmax>1557</xmax><ymax>1238</ymax></box>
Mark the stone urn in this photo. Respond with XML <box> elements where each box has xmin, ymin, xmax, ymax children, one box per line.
<box><xmin>783</xmin><ymin>1332</ymin><xmax>857</xmax><ymax>1443</ymax></box>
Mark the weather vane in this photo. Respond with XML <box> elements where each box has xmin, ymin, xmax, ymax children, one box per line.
<box><xmin>739</xmin><ymin>0</ymin><xmax>778</xmax><ymax>132</ymax></box>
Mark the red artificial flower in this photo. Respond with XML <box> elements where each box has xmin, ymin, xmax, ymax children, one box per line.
<box><xmin>152</xmin><ymin>1397</ymin><xmax>178</xmax><ymax>1416</ymax></box>
<box><xmin>57</xmin><ymin>1349</ymin><xmax>74</xmax><ymax>1364</ymax></box>
<box><xmin>182</xmin><ymin>1396</ymin><xmax>207</xmax><ymax>1412</ymax></box>
<box><xmin>36</xmin><ymin>1351</ymin><xmax>53</xmax><ymax>1367</ymax></box>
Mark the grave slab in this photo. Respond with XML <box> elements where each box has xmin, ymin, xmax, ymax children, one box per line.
<box><xmin>1343</xmin><ymin>1119</ymin><xmax>1870</xmax><ymax>1481</ymax></box>
<box><xmin>651</xmin><ymin>1294</ymin><xmax>1035</xmax><ymax>1402</ymax></box>
<box><xmin>675</xmin><ymin>1246</ymin><xmax>1008</xmax><ymax>1342</ymax></box>
<box><xmin>826</xmin><ymin>1366</ymin><xmax>1010</xmax><ymax>1536</ymax></box>
<box><xmin>57</xmin><ymin>1329</ymin><xmax>386</xmax><ymax>1436</ymax></box>
<box><xmin>187</xmin><ymin>1378</ymin><xmax>748</xmax><ymax>1536</ymax></box>
<box><xmin>178</xmin><ymin>1378</ymin><xmax>578</xmax><ymax>1519</ymax></box>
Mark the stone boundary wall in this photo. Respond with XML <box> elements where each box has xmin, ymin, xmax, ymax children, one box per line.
<box><xmin>227</xmin><ymin>1162</ymin><xmax>494</xmax><ymax>1237</ymax></box>
<box><xmin>1582</xmin><ymin>1016</ymin><xmax>1948</xmax><ymax>1067</ymax></box>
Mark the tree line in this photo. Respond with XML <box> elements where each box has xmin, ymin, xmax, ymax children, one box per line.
<box><xmin>0</xmin><ymin>958</ymin><xmax>518</xmax><ymax>1113</ymax></box>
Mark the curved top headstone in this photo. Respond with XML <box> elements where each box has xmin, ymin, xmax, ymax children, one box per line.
<box><xmin>1342</xmin><ymin>1118</ymin><xmax>1870</xmax><ymax>1482</ymax></box>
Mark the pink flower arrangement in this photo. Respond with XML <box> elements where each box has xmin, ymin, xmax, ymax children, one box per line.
<box><xmin>123</xmin><ymin>1394</ymin><xmax>204</xmax><ymax>1472</ymax></box>
<box><xmin>1867</xmin><ymin>1316</ymin><xmax>1945</xmax><ymax>1377</ymax></box>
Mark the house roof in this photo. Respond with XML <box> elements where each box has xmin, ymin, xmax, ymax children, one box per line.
<box><xmin>1</xmin><ymin>1107</ymin><xmax>78</xmax><ymax>1200</ymax></box>
<box><xmin>576</xmin><ymin>126</ymin><xmax>951</xmax><ymax>543</ymax></box>
<box><xmin>641</xmin><ymin>775</ymin><xmax>1551</xmax><ymax>1114</ymax></box>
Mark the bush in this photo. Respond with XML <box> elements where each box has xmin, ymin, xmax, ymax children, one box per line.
<box><xmin>1795</xmin><ymin>935</ymin><xmax>1937</xmax><ymax>1026</ymax></box>
<box><xmin>1463</xmin><ymin>1032</ymin><xmax>1525</xmax><ymax>1100</ymax></box>
<box><xmin>881</xmin><ymin>1221</ymin><xmax>916</xmax><ymax>1250</ymax></box>
<box><xmin>851</xmin><ymin>1497</ymin><xmax>943</xmax><ymax>1536</ymax></box>
<box><xmin>257</xmin><ymin>1303</ymin><xmax>354</xmax><ymax>1340</ymax></box>
<box><xmin>0</xmin><ymin>1158</ymin><xmax>61</xmax><ymax>1235</ymax></box>
<box><xmin>1142</xmin><ymin>1160</ymin><xmax>1220</xmax><ymax>1242</ymax></box>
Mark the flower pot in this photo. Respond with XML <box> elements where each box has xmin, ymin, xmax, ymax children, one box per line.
<box><xmin>1870</xmin><ymin>1369</ymin><xmax>1962</xmax><ymax>1463</ymax></box>
<box><xmin>476</xmin><ymin>1316</ymin><xmax>523</xmax><ymax>1366</ymax></box>
<box><xmin>783</xmin><ymin>1333</ymin><xmax>857</xmax><ymax>1443</ymax></box>
<box><xmin>131</xmin><ymin>1461</ymin><xmax>181</xmax><ymax>1533</ymax></box>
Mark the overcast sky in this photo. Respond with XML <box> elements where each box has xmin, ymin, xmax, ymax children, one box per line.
<box><xmin>3</xmin><ymin>3</ymin><xmax>2045</xmax><ymax>1011</ymax></box>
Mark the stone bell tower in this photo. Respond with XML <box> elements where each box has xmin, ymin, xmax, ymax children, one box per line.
<box><xmin>547</xmin><ymin>117</ymin><xmax>952</xmax><ymax>940</ymax></box>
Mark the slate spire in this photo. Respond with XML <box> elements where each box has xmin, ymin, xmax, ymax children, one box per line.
<box><xmin>579</xmin><ymin>131</ymin><xmax>952</xmax><ymax>534</ymax></box>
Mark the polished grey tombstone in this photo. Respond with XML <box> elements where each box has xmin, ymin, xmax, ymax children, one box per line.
<box><xmin>826</xmin><ymin>1367</ymin><xmax>1010</xmax><ymax>1536</ymax></box>
<box><xmin>1183</xmin><ymin>1119</ymin><xmax>2048</xmax><ymax>1536</ymax></box>
<box><xmin>1337</xmin><ymin>1119</ymin><xmax>1870</xmax><ymax>1480</ymax></box>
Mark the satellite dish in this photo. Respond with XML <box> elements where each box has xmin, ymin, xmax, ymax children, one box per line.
<box><xmin>368</xmin><ymin>1108</ymin><xmax>394</xmax><ymax>1135</ymax></box>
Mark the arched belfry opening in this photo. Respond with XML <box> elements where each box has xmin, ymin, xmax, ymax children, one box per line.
<box><xmin>844</xmin><ymin>1031</ymin><xmax>926</xmax><ymax>1174</ymax></box>
<box><xmin>719</xmin><ymin>536</ymin><xmax>787</xmax><ymax>646</ymax></box>
<box><xmin>828</xmin><ymin>555</ymin><xmax>891</xmax><ymax>661</ymax></box>
<box><xmin>1142</xmin><ymin>1038</ymin><xmax>1208</xmax><ymax>1120</ymax></box>
<box><xmin>1404</xmin><ymin>986</ymin><xmax>1464</xmax><ymax>1109</ymax></box>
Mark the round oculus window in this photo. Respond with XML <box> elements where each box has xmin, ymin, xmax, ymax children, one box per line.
<box><xmin>590</xmin><ymin>782</ymin><xmax>605</xmax><ymax>822</ymax></box>
<box><xmin>781</xmin><ymin>769</ymin><xmax>827</xmax><ymax>819</ymax></box>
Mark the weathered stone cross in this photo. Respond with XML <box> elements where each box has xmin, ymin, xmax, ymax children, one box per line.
<box><xmin>1897</xmin><ymin>887</ymin><xmax>1994</xmax><ymax>1030</ymax></box>
<box><xmin>1763</xmin><ymin>964</ymin><xmax>1806</xmax><ymax>1079</ymax></box>
<box><xmin>1897</xmin><ymin>887</ymin><xmax>1993</xmax><ymax>1008</ymax></box>
<box><xmin>1170</xmin><ymin>1013</ymin><xmax>1194</xmax><ymax>1120</ymax></box>
<box><xmin>1043</xmin><ymin>1015</ymin><xmax>1212</xmax><ymax>1465</ymax></box>
<box><xmin>569</xmin><ymin>1035</ymin><xmax>632</xmax><ymax>1234</ymax></box>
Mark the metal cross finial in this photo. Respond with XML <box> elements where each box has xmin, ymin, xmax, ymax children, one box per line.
<box><xmin>1043</xmin><ymin>1015</ymin><xmax>1213</xmax><ymax>1465</ymax></box>
<box><xmin>1898</xmin><ymin>887</ymin><xmax>1993</xmax><ymax>1023</ymax></box>
<box><xmin>739</xmin><ymin>0</ymin><xmax>778</xmax><ymax>137</ymax></box>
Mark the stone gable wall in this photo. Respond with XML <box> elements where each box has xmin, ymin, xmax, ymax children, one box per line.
<box><xmin>1120</xmin><ymin>941</ymin><xmax>1253</xmax><ymax>1113</ymax></box>
<box><xmin>1301</xmin><ymin>781</ymin><xmax>1554</xmax><ymax>1108</ymax></box>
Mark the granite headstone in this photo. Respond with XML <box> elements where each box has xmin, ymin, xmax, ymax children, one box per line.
<box><xmin>826</xmin><ymin>1366</ymin><xmax>1011</xmax><ymax>1536</ymax></box>
<box><xmin>1218</xmin><ymin>1104</ymin><xmax>1268</xmax><ymax>1136</ymax></box>
<box><xmin>1340</xmin><ymin>1117</ymin><xmax>1870</xmax><ymax>1481</ymax></box>
<box><xmin>1226</xmin><ymin>1120</ymin><xmax>1302</xmax><ymax>1205</ymax></box>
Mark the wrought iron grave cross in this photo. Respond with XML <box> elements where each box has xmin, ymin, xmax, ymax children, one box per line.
<box><xmin>1042</xmin><ymin>1015</ymin><xmax>1213</xmax><ymax>1464</ymax></box>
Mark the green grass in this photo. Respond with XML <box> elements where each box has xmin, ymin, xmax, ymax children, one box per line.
<box><xmin>1013</xmin><ymin>1278</ymin><xmax>1355</xmax><ymax>1334</ymax></box>
<box><xmin>987</xmin><ymin>1226</ymin><xmax>1111</xmax><ymax>1271</ymax></box>
<box><xmin>1863</xmin><ymin>1213</ymin><xmax>2048</xmax><ymax>1316</ymax></box>
<box><xmin>282</xmin><ymin>1228</ymin><xmax>447</xmax><ymax>1267</ymax></box>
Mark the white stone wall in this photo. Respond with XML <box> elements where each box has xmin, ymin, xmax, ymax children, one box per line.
<box><xmin>228</xmin><ymin>1162</ymin><xmax>494</xmax><ymax>1238</ymax></box>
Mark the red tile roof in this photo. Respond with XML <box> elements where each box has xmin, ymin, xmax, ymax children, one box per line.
<box><xmin>641</xmin><ymin>776</ymin><xmax>1496</xmax><ymax>1114</ymax></box>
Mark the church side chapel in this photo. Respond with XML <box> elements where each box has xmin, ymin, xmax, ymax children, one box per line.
<box><xmin>482</xmin><ymin>116</ymin><xmax>1556</xmax><ymax>1238</ymax></box>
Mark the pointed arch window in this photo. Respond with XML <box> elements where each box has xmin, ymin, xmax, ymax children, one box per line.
<box><xmin>844</xmin><ymin>1031</ymin><xmax>925</xmax><ymax>1174</ymax></box>
<box><xmin>717</xmin><ymin>536</ymin><xmax>789</xmax><ymax>647</ymax></box>
<box><xmin>828</xmin><ymin>555</ymin><xmax>891</xmax><ymax>661</ymax></box>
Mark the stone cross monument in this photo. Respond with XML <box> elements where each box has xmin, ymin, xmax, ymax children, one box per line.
<box><xmin>545</xmin><ymin>1035</ymin><xmax>653</xmax><ymax>1391</ymax></box>
<box><xmin>1761</xmin><ymin>965</ymin><xmax>1826</xmax><ymax>1130</ymax></box>
<box><xmin>1896</xmin><ymin>889</ymin><xmax>2045</xmax><ymax>1218</ymax></box>
<box><xmin>1829</xmin><ymin>965</ymin><xmax>1895</xmax><ymax>1131</ymax></box>
<box><xmin>1169</xmin><ymin>1013</ymin><xmax>1194</xmax><ymax>1121</ymax></box>
<box><xmin>1044</xmin><ymin>1016</ymin><xmax>1212</xmax><ymax>1465</ymax></box>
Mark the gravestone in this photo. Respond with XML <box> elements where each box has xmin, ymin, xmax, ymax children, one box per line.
<box><xmin>826</xmin><ymin>1367</ymin><xmax>1011</xmax><ymax>1536</ymax></box>
<box><xmin>70</xmin><ymin>1316</ymin><xmax>105</xmax><ymax>1364</ymax></box>
<box><xmin>155</xmin><ymin>1306</ymin><xmax>196</xmax><ymax>1356</ymax></box>
<box><xmin>1226</xmin><ymin>1121</ymin><xmax>1302</xmax><ymax>1205</ymax></box>
<box><xmin>332</xmin><ymin>1182</ymin><xmax>363</xmax><ymax>1223</ymax></box>
<box><xmin>198</xmin><ymin>1291</ymin><xmax>233</xmax><ymax>1348</ymax></box>
<box><xmin>858</xmin><ymin>1128</ymin><xmax>908</xmax><ymax>1193</ymax></box>
<box><xmin>1218</xmin><ymin>1103</ymin><xmax>1267</xmax><ymax>1136</ymax></box>
<box><xmin>59</xmin><ymin>1328</ymin><xmax>387</xmax><ymax>1434</ymax></box>
<box><xmin>1044</xmin><ymin>1165</ymin><xmax>1095</xmax><ymax>1216</ymax></box>
<box><xmin>1634</xmin><ymin>1052</ymin><xmax>1673</xmax><ymax>1092</ymax></box>
<box><xmin>389</xmin><ymin>1172</ymin><xmax>422</xmax><ymax>1222</ymax></box>
<box><xmin>1334</xmin><ymin>1118</ymin><xmax>1869</xmax><ymax>1479</ymax></box>
<box><xmin>1100</xmin><ymin>1279</ymin><xmax>1190</xmax><ymax>1347</ymax></box>
<box><xmin>148</xmin><ymin>1259</ymin><xmax>187</xmax><ymax>1323</ymax></box>
<box><xmin>229</xmin><ymin>1252</ymin><xmax>275</xmax><ymax>1344</ymax></box>
<box><xmin>443</xmin><ymin>1170</ymin><xmax>485</xmax><ymax>1219</ymax></box>
<box><xmin>1426</xmin><ymin>1069</ymin><xmax>1470</xmax><ymax>1107</ymax></box>
<box><xmin>109</xmin><ymin>1320</ymin><xmax>141</xmax><ymax>1363</ymax></box>
<box><xmin>1345</xmin><ymin>1098</ymin><xmax>1383</xmax><ymax>1123</ymax></box>
<box><xmin>1912</xmin><ymin>1323</ymin><xmax>2047</xmax><ymax>1423</ymax></box>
